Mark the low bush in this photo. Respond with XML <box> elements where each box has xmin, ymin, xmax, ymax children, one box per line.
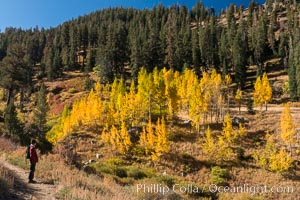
<box><xmin>210</xmin><ymin>166</ymin><xmax>229</xmax><ymax>185</ymax></box>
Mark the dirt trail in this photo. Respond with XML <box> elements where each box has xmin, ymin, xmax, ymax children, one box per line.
<box><xmin>0</xmin><ymin>157</ymin><xmax>57</xmax><ymax>200</ymax></box>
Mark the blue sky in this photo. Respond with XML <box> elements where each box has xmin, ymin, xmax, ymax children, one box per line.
<box><xmin>0</xmin><ymin>0</ymin><xmax>265</xmax><ymax>31</ymax></box>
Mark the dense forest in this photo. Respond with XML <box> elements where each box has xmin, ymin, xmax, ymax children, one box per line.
<box><xmin>1</xmin><ymin>0</ymin><xmax>300</xmax><ymax>98</ymax></box>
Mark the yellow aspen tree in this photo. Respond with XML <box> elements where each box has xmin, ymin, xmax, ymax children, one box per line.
<box><xmin>137</xmin><ymin>67</ymin><xmax>153</xmax><ymax>121</ymax></box>
<box><xmin>110</xmin><ymin>125</ymin><xmax>119</xmax><ymax>151</ymax></box>
<box><xmin>222</xmin><ymin>113</ymin><xmax>237</xmax><ymax>143</ymax></box>
<box><xmin>86</xmin><ymin>89</ymin><xmax>97</xmax><ymax>125</ymax></box>
<box><xmin>253</xmin><ymin>75</ymin><xmax>263</xmax><ymax>109</ymax></box>
<box><xmin>259</xmin><ymin>133</ymin><xmax>276</xmax><ymax>167</ymax></box>
<box><xmin>202</xmin><ymin>126</ymin><xmax>216</xmax><ymax>159</ymax></box>
<box><xmin>117</xmin><ymin>78</ymin><xmax>126</xmax><ymax>96</ymax></box>
<box><xmin>115</xmin><ymin>93</ymin><xmax>126</xmax><ymax>125</ymax></box>
<box><xmin>146</xmin><ymin>118</ymin><xmax>155</xmax><ymax>149</ymax></box>
<box><xmin>280</xmin><ymin>103</ymin><xmax>295</xmax><ymax>155</ymax></box>
<box><xmin>62</xmin><ymin>116</ymin><xmax>72</xmax><ymax>137</ymax></box>
<box><xmin>153</xmin><ymin>67</ymin><xmax>166</xmax><ymax>115</ymax></box>
<box><xmin>189</xmin><ymin>82</ymin><xmax>205</xmax><ymax>132</ymax></box>
<box><xmin>95</xmin><ymin>95</ymin><xmax>104</xmax><ymax>127</ymax></box>
<box><xmin>80</xmin><ymin>98</ymin><xmax>88</xmax><ymax>125</ymax></box>
<box><xmin>110</xmin><ymin>78</ymin><xmax>119</xmax><ymax>103</ymax></box>
<box><xmin>101</xmin><ymin>124</ymin><xmax>110</xmax><ymax>144</ymax></box>
<box><xmin>199</xmin><ymin>71</ymin><xmax>212</xmax><ymax>121</ymax></box>
<box><xmin>261</xmin><ymin>72</ymin><xmax>272</xmax><ymax>111</ymax></box>
<box><xmin>235</xmin><ymin>88</ymin><xmax>242</xmax><ymax>114</ymax></box>
<box><xmin>238</xmin><ymin>123</ymin><xmax>247</xmax><ymax>137</ymax></box>
<box><xmin>119</xmin><ymin>121</ymin><xmax>132</xmax><ymax>154</ymax></box>
<box><xmin>254</xmin><ymin>134</ymin><xmax>293</xmax><ymax>173</ymax></box>
<box><xmin>61</xmin><ymin>105</ymin><xmax>70</xmax><ymax>124</ymax></box>
<box><xmin>179</xmin><ymin>69</ymin><xmax>198</xmax><ymax>114</ymax></box>
<box><xmin>188</xmin><ymin>70</ymin><xmax>222</xmax><ymax>128</ymax></box>
<box><xmin>47</xmin><ymin>105</ymin><xmax>70</xmax><ymax>143</ymax></box>
<box><xmin>178</xmin><ymin>69</ymin><xmax>188</xmax><ymax>112</ymax></box>
<box><xmin>107</xmin><ymin>79</ymin><xmax>119</xmax><ymax>126</ymax></box>
<box><xmin>210</xmin><ymin>71</ymin><xmax>222</xmax><ymax>123</ymax></box>
<box><xmin>139</xmin><ymin>127</ymin><xmax>149</xmax><ymax>155</ymax></box>
<box><xmin>126</xmin><ymin>81</ymin><xmax>138</xmax><ymax>126</ymax></box>
<box><xmin>155</xmin><ymin>117</ymin><xmax>169</xmax><ymax>156</ymax></box>
<box><xmin>69</xmin><ymin>101</ymin><xmax>79</xmax><ymax>128</ymax></box>
<box><xmin>176</xmin><ymin>72</ymin><xmax>186</xmax><ymax>112</ymax></box>
<box><xmin>253</xmin><ymin>73</ymin><xmax>272</xmax><ymax>111</ymax></box>
<box><xmin>269</xmin><ymin>148</ymin><xmax>293</xmax><ymax>173</ymax></box>
<box><xmin>216</xmin><ymin>136</ymin><xmax>234</xmax><ymax>162</ymax></box>
<box><xmin>224</xmin><ymin>74</ymin><xmax>232</xmax><ymax>111</ymax></box>
<box><xmin>102</xmin><ymin>83</ymin><xmax>111</xmax><ymax>101</ymax></box>
<box><xmin>164</xmin><ymin>69</ymin><xmax>179</xmax><ymax>119</ymax></box>
<box><xmin>139</xmin><ymin>119</ymin><xmax>155</xmax><ymax>157</ymax></box>
<box><xmin>94</xmin><ymin>82</ymin><xmax>102</xmax><ymax>96</ymax></box>
<box><xmin>217</xmin><ymin>94</ymin><xmax>224</xmax><ymax>122</ymax></box>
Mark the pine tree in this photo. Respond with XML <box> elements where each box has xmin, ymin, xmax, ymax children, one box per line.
<box><xmin>268</xmin><ymin>12</ymin><xmax>277</xmax><ymax>54</ymax></box>
<box><xmin>219</xmin><ymin>29</ymin><xmax>230</xmax><ymax>77</ymax></box>
<box><xmin>233</xmin><ymin>26</ymin><xmax>247</xmax><ymax>88</ymax></box>
<box><xmin>191</xmin><ymin>29</ymin><xmax>201</xmax><ymax>76</ymax></box>
<box><xmin>34</xmin><ymin>83</ymin><xmax>49</xmax><ymax>136</ymax></box>
<box><xmin>4</xmin><ymin>101</ymin><xmax>22</xmax><ymax>138</ymax></box>
<box><xmin>0</xmin><ymin>44</ymin><xmax>30</xmax><ymax>106</ymax></box>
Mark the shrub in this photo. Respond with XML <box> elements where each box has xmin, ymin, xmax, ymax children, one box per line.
<box><xmin>127</xmin><ymin>167</ymin><xmax>147</xmax><ymax>179</ymax></box>
<box><xmin>155</xmin><ymin>175</ymin><xmax>177</xmax><ymax>187</ymax></box>
<box><xmin>68</xmin><ymin>88</ymin><xmax>77</xmax><ymax>94</ymax></box>
<box><xmin>210</xmin><ymin>166</ymin><xmax>228</xmax><ymax>185</ymax></box>
<box><xmin>106</xmin><ymin>157</ymin><xmax>124</xmax><ymax>166</ymax></box>
<box><xmin>57</xmin><ymin>186</ymin><xmax>72</xmax><ymax>199</ymax></box>
<box><xmin>114</xmin><ymin>167</ymin><xmax>127</xmax><ymax>178</ymax></box>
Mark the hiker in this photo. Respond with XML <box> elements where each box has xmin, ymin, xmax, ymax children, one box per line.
<box><xmin>28</xmin><ymin>139</ymin><xmax>38</xmax><ymax>183</ymax></box>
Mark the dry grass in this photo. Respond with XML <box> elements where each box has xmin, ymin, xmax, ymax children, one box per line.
<box><xmin>0</xmin><ymin>137</ymin><xmax>17</xmax><ymax>153</ymax></box>
<box><xmin>0</xmin><ymin>164</ymin><xmax>14</xmax><ymax>195</ymax></box>
<box><xmin>34</xmin><ymin>153</ymin><xmax>136</xmax><ymax>200</ymax></box>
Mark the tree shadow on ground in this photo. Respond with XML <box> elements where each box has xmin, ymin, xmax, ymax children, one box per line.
<box><xmin>0</xmin><ymin>167</ymin><xmax>40</xmax><ymax>200</ymax></box>
<box><xmin>162</xmin><ymin>152</ymin><xmax>212</xmax><ymax>174</ymax></box>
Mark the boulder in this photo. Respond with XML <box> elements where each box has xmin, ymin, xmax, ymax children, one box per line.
<box><xmin>232</xmin><ymin>117</ymin><xmax>245</xmax><ymax>125</ymax></box>
<box><xmin>96</xmin><ymin>153</ymin><xmax>102</xmax><ymax>159</ymax></box>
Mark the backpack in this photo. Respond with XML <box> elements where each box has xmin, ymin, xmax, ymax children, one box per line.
<box><xmin>26</xmin><ymin>145</ymin><xmax>31</xmax><ymax>159</ymax></box>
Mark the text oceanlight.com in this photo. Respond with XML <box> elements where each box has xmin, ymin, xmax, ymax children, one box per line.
<box><xmin>136</xmin><ymin>184</ymin><xmax>295</xmax><ymax>195</ymax></box>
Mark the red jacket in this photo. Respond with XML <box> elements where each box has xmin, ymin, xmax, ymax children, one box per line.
<box><xmin>30</xmin><ymin>144</ymin><xmax>38</xmax><ymax>163</ymax></box>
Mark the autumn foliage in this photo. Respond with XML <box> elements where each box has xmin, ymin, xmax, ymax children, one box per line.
<box><xmin>253</xmin><ymin>72</ymin><xmax>272</xmax><ymax>111</ymax></box>
<box><xmin>46</xmin><ymin>68</ymin><xmax>237</xmax><ymax>160</ymax></box>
